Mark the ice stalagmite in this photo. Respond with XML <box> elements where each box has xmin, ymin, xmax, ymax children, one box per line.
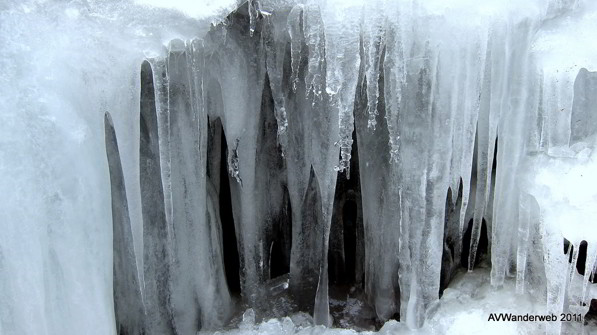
<box><xmin>262</xmin><ymin>8</ymin><xmax>289</xmax><ymax>147</ymax></box>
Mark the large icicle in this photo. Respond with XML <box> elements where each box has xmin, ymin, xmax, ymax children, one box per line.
<box><xmin>139</xmin><ymin>60</ymin><xmax>174</xmax><ymax>335</ymax></box>
<box><xmin>491</xmin><ymin>20</ymin><xmax>539</xmax><ymax>287</ymax></box>
<box><xmin>166</xmin><ymin>38</ymin><xmax>205</xmax><ymax>334</ymax></box>
<box><xmin>204</xmin><ymin>8</ymin><xmax>268</xmax><ymax>307</ymax></box>
<box><xmin>105</xmin><ymin>112</ymin><xmax>145</xmax><ymax>335</ymax></box>
<box><xmin>262</xmin><ymin>9</ymin><xmax>290</xmax><ymax>149</ymax></box>
<box><xmin>322</xmin><ymin>0</ymin><xmax>361</xmax><ymax>174</ymax></box>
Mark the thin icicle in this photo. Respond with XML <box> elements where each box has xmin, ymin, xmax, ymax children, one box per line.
<box><xmin>322</xmin><ymin>0</ymin><xmax>361</xmax><ymax>174</ymax></box>
<box><xmin>361</xmin><ymin>0</ymin><xmax>386</xmax><ymax>130</ymax></box>
<box><xmin>248</xmin><ymin>0</ymin><xmax>260</xmax><ymax>37</ymax></box>
<box><xmin>303</xmin><ymin>4</ymin><xmax>325</xmax><ymax>105</ymax></box>
<box><xmin>287</xmin><ymin>5</ymin><xmax>304</xmax><ymax>92</ymax></box>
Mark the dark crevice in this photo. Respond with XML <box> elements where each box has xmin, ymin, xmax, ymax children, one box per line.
<box><xmin>257</xmin><ymin>74</ymin><xmax>291</xmax><ymax>281</ymax></box>
<box><xmin>268</xmin><ymin>187</ymin><xmax>292</xmax><ymax>279</ymax></box>
<box><xmin>461</xmin><ymin>218</ymin><xmax>489</xmax><ymax>268</ymax></box>
<box><xmin>218</xmin><ymin>124</ymin><xmax>242</xmax><ymax>296</ymax></box>
<box><xmin>207</xmin><ymin>116</ymin><xmax>242</xmax><ymax>297</ymax></box>
<box><xmin>328</xmin><ymin>126</ymin><xmax>364</xmax><ymax>287</ymax></box>
<box><xmin>578</xmin><ymin>240</ymin><xmax>592</xmax><ymax>278</ymax></box>
<box><xmin>325</xmin><ymin>35</ymin><xmax>371</xmax><ymax>328</ymax></box>
<box><xmin>563</xmin><ymin>238</ymin><xmax>597</xmax><ymax>320</ymax></box>
<box><xmin>343</xmin><ymin>199</ymin><xmax>358</xmax><ymax>283</ymax></box>
<box><xmin>563</xmin><ymin>238</ymin><xmax>596</xmax><ymax>283</ymax></box>
<box><xmin>439</xmin><ymin>177</ymin><xmax>463</xmax><ymax>297</ymax></box>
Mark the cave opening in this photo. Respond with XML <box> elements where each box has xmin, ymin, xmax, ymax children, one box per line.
<box><xmin>219</xmin><ymin>126</ymin><xmax>241</xmax><ymax>296</ymax></box>
<box><xmin>439</xmin><ymin>178</ymin><xmax>463</xmax><ymax>297</ymax></box>
<box><xmin>328</xmin><ymin>126</ymin><xmax>364</xmax><ymax>288</ymax></box>
<box><xmin>255</xmin><ymin>73</ymin><xmax>292</xmax><ymax>282</ymax></box>
<box><xmin>268</xmin><ymin>186</ymin><xmax>292</xmax><ymax>280</ymax></box>
<box><xmin>342</xmin><ymin>199</ymin><xmax>358</xmax><ymax>284</ymax></box>
<box><xmin>326</xmin><ymin>124</ymin><xmax>369</xmax><ymax>328</ymax></box>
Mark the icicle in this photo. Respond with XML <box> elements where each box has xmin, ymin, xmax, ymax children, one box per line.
<box><xmin>383</xmin><ymin>5</ymin><xmax>405</xmax><ymax>164</ymax></box>
<box><xmin>287</xmin><ymin>5</ymin><xmax>304</xmax><ymax>92</ymax></box>
<box><xmin>581</xmin><ymin>243</ymin><xmax>597</xmax><ymax>308</ymax></box>
<box><xmin>248</xmin><ymin>0</ymin><xmax>260</xmax><ymax>37</ymax></box>
<box><xmin>490</xmin><ymin>20</ymin><xmax>538</xmax><ymax>287</ymax></box>
<box><xmin>146</xmin><ymin>56</ymin><xmax>172</xmax><ymax>233</ymax></box>
<box><xmin>303</xmin><ymin>4</ymin><xmax>325</xmax><ymax>105</ymax></box>
<box><xmin>361</xmin><ymin>0</ymin><xmax>386</xmax><ymax>130</ymax></box>
<box><xmin>321</xmin><ymin>0</ymin><xmax>361</xmax><ymax>174</ymax></box>
<box><xmin>262</xmin><ymin>12</ymin><xmax>288</xmax><ymax>153</ymax></box>
<box><xmin>516</xmin><ymin>193</ymin><xmax>534</xmax><ymax>294</ymax></box>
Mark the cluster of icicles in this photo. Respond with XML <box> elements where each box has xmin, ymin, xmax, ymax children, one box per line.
<box><xmin>104</xmin><ymin>1</ymin><xmax>596</xmax><ymax>335</ymax></box>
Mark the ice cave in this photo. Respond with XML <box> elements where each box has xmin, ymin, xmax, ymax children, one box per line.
<box><xmin>2</xmin><ymin>0</ymin><xmax>597</xmax><ymax>334</ymax></box>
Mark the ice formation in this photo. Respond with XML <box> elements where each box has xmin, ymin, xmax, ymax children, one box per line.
<box><xmin>2</xmin><ymin>0</ymin><xmax>597</xmax><ymax>334</ymax></box>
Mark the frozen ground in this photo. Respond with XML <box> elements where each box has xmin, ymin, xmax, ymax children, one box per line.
<box><xmin>202</xmin><ymin>265</ymin><xmax>594</xmax><ymax>335</ymax></box>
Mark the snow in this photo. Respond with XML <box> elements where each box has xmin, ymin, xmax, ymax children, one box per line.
<box><xmin>0</xmin><ymin>1</ymin><xmax>211</xmax><ymax>333</ymax></box>
<box><xmin>134</xmin><ymin>0</ymin><xmax>237</xmax><ymax>19</ymax></box>
<box><xmin>528</xmin><ymin>144</ymin><xmax>597</xmax><ymax>245</ymax></box>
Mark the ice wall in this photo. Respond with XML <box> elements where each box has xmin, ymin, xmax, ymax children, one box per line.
<box><xmin>3</xmin><ymin>0</ymin><xmax>597</xmax><ymax>334</ymax></box>
<box><xmin>0</xmin><ymin>1</ymin><xmax>220</xmax><ymax>334</ymax></box>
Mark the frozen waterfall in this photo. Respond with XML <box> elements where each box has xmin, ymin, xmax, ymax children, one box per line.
<box><xmin>2</xmin><ymin>0</ymin><xmax>597</xmax><ymax>334</ymax></box>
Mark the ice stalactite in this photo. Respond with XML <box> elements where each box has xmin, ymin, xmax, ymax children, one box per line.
<box><xmin>134</xmin><ymin>0</ymin><xmax>597</xmax><ymax>331</ymax></box>
<box><xmin>149</xmin><ymin>57</ymin><xmax>173</xmax><ymax>245</ymax></box>
<box><xmin>361</xmin><ymin>0</ymin><xmax>385</xmax><ymax>130</ymax></box>
<box><xmin>139</xmin><ymin>60</ymin><xmax>175</xmax><ymax>335</ymax></box>
<box><xmin>328</xmin><ymin>128</ymin><xmax>365</xmax><ymax>290</ymax></box>
<box><xmin>203</xmin><ymin>2</ymin><xmax>269</xmax><ymax>306</ymax></box>
<box><xmin>287</xmin><ymin>4</ymin><xmax>304</xmax><ymax>93</ymax></box>
<box><xmin>321</xmin><ymin>0</ymin><xmax>360</xmax><ymax>174</ymax></box>
<box><xmin>570</xmin><ymin>68</ymin><xmax>597</xmax><ymax>145</ymax></box>
<box><xmin>166</xmin><ymin>38</ymin><xmax>204</xmax><ymax>333</ymax></box>
<box><xmin>354</xmin><ymin>46</ymin><xmax>401</xmax><ymax>322</ymax></box>
<box><xmin>104</xmin><ymin>112</ymin><xmax>145</xmax><ymax>335</ymax></box>
<box><xmin>167</xmin><ymin>36</ymin><xmax>233</xmax><ymax>331</ymax></box>
<box><xmin>262</xmin><ymin>8</ymin><xmax>290</xmax><ymax>149</ymax></box>
<box><xmin>489</xmin><ymin>21</ymin><xmax>539</xmax><ymax>289</ymax></box>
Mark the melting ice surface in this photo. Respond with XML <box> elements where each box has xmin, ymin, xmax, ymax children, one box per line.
<box><xmin>3</xmin><ymin>0</ymin><xmax>597</xmax><ymax>334</ymax></box>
